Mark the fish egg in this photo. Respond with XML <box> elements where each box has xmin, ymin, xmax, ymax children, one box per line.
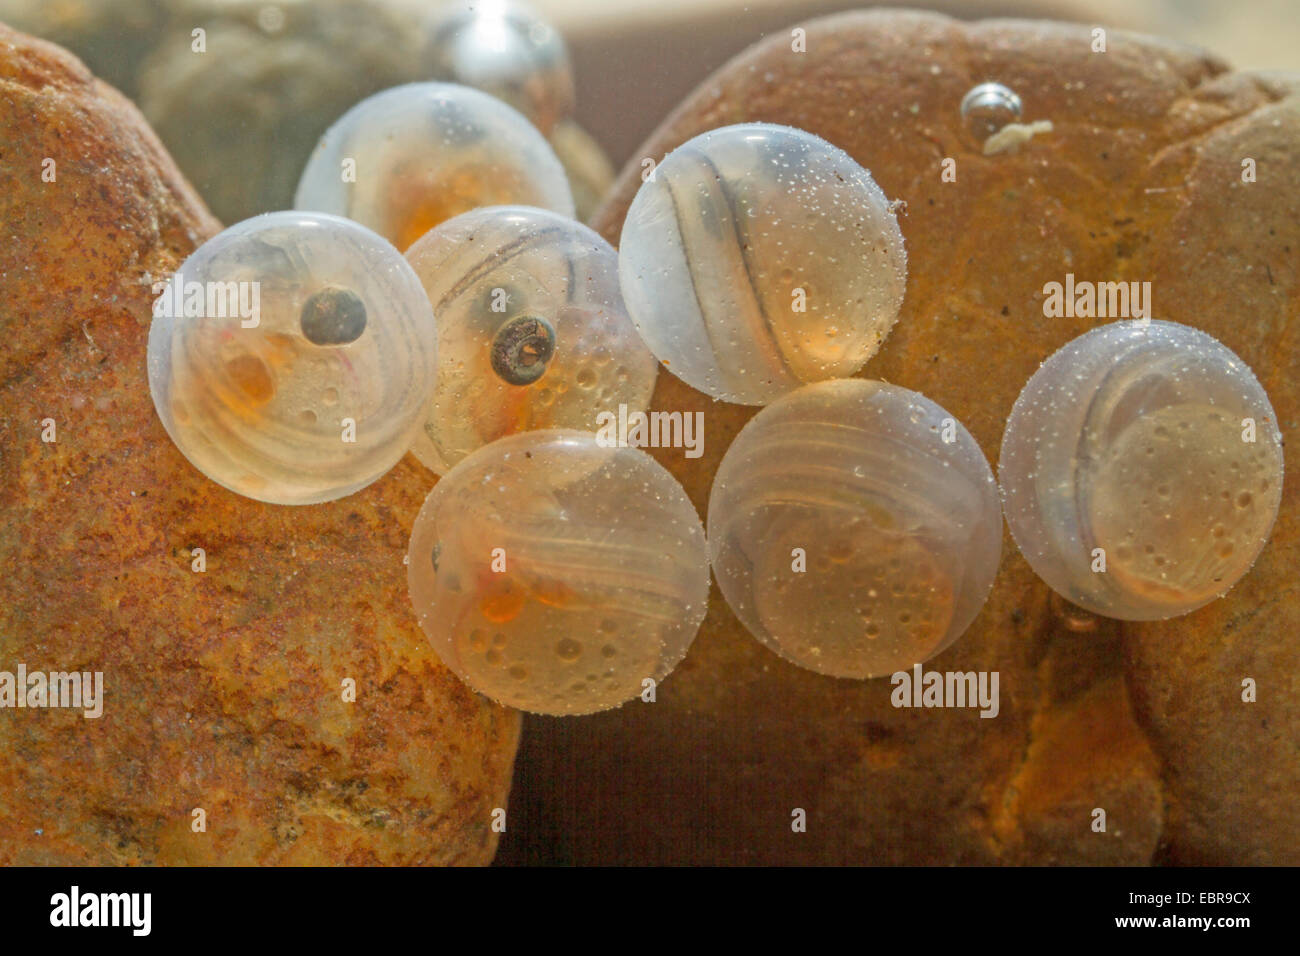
<box><xmin>294</xmin><ymin>82</ymin><xmax>573</xmax><ymax>251</ymax></box>
<box><xmin>707</xmin><ymin>379</ymin><xmax>1002</xmax><ymax>677</ymax></box>
<box><xmin>406</xmin><ymin>430</ymin><xmax>709</xmax><ymax>714</ymax></box>
<box><xmin>998</xmin><ymin>320</ymin><xmax>1284</xmax><ymax>620</ymax></box>
<box><xmin>146</xmin><ymin>211</ymin><xmax>437</xmax><ymax>505</ymax></box>
<box><xmin>618</xmin><ymin>123</ymin><xmax>907</xmax><ymax>405</ymax></box>
<box><xmin>420</xmin><ymin>0</ymin><xmax>575</xmax><ymax>136</ymax></box>
<box><xmin>403</xmin><ymin>205</ymin><xmax>656</xmax><ymax>473</ymax></box>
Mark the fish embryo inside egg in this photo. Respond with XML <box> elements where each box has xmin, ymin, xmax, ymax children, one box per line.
<box><xmin>998</xmin><ymin>319</ymin><xmax>1284</xmax><ymax>620</ymax></box>
<box><xmin>707</xmin><ymin>378</ymin><xmax>1002</xmax><ymax>677</ymax></box>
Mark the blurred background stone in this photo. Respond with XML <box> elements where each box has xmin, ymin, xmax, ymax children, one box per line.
<box><xmin>136</xmin><ymin>0</ymin><xmax>425</xmax><ymax>224</ymax></box>
<box><xmin>550</xmin><ymin>117</ymin><xmax>615</xmax><ymax>221</ymax></box>
<box><xmin>0</xmin><ymin>0</ymin><xmax>614</xmax><ymax>222</ymax></box>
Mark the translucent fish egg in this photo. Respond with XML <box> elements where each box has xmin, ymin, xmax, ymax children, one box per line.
<box><xmin>407</xmin><ymin>430</ymin><xmax>709</xmax><ymax>715</ymax></box>
<box><xmin>420</xmin><ymin>0</ymin><xmax>575</xmax><ymax>136</ymax></box>
<box><xmin>294</xmin><ymin>82</ymin><xmax>574</xmax><ymax>251</ymax></box>
<box><xmin>146</xmin><ymin>211</ymin><xmax>437</xmax><ymax>505</ymax></box>
<box><xmin>404</xmin><ymin>205</ymin><xmax>657</xmax><ymax>474</ymax></box>
<box><xmin>960</xmin><ymin>82</ymin><xmax>1023</xmax><ymax>144</ymax></box>
<box><xmin>999</xmin><ymin>320</ymin><xmax>1284</xmax><ymax>620</ymax></box>
<box><xmin>708</xmin><ymin>379</ymin><xmax>1002</xmax><ymax>678</ymax></box>
<box><xmin>618</xmin><ymin>123</ymin><xmax>907</xmax><ymax>406</ymax></box>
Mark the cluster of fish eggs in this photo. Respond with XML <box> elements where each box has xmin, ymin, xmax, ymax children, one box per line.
<box><xmin>144</xmin><ymin>27</ymin><xmax>1285</xmax><ymax>716</ymax></box>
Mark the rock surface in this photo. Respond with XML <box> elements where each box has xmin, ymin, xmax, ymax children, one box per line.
<box><xmin>0</xmin><ymin>24</ymin><xmax>519</xmax><ymax>865</ymax></box>
<box><xmin>498</xmin><ymin>10</ymin><xmax>1298</xmax><ymax>865</ymax></box>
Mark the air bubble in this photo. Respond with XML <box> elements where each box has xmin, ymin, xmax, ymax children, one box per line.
<box><xmin>960</xmin><ymin>82</ymin><xmax>1022</xmax><ymax>144</ymax></box>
